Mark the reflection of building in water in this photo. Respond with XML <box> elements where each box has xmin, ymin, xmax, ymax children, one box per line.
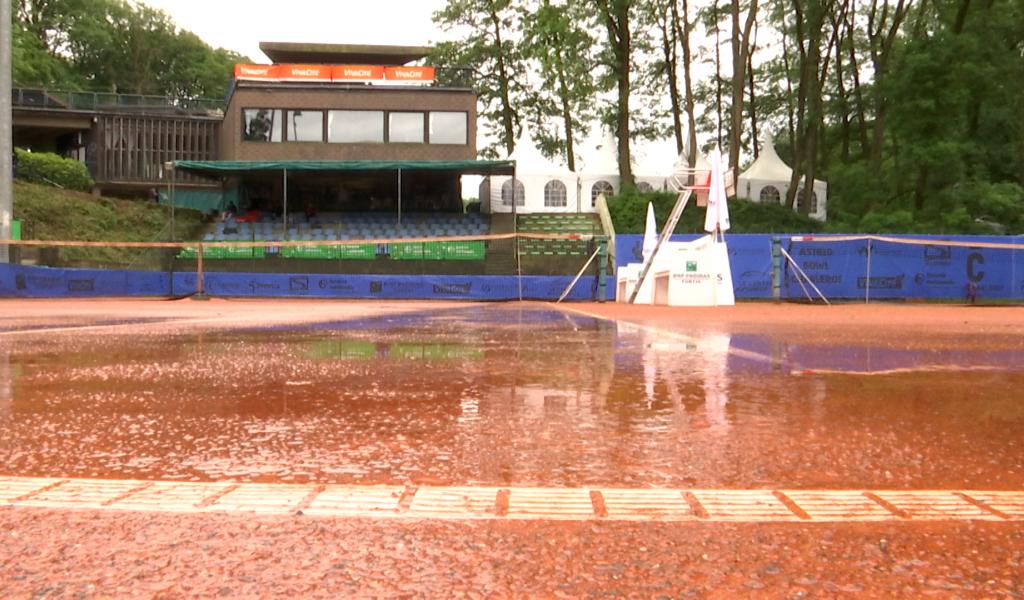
<box><xmin>465</xmin><ymin>313</ymin><xmax>617</xmax><ymax>422</ymax></box>
<box><xmin>511</xmin><ymin>385</ymin><xmax>604</xmax><ymax>419</ymax></box>
<box><xmin>643</xmin><ymin>327</ymin><xmax>733</xmax><ymax>430</ymax></box>
<box><xmin>620</xmin><ymin>323</ymin><xmax>734</xmax><ymax>432</ymax></box>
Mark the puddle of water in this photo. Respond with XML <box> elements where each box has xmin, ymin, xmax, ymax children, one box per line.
<box><xmin>0</xmin><ymin>305</ymin><xmax>1021</xmax><ymax>489</ymax></box>
<box><xmin>0</xmin><ymin>317</ymin><xmax>177</xmax><ymax>334</ymax></box>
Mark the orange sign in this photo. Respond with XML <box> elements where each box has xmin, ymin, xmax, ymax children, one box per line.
<box><xmin>277</xmin><ymin>64</ymin><xmax>332</xmax><ymax>82</ymax></box>
<box><xmin>234</xmin><ymin>64</ymin><xmax>279</xmax><ymax>80</ymax></box>
<box><xmin>234</xmin><ymin>64</ymin><xmax>435</xmax><ymax>84</ymax></box>
<box><xmin>384</xmin><ymin>66</ymin><xmax>435</xmax><ymax>83</ymax></box>
<box><xmin>331</xmin><ymin>65</ymin><xmax>386</xmax><ymax>82</ymax></box>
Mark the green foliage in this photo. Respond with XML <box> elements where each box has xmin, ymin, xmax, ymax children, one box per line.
<box><xmin>13</xmin><ymin>0</ymin><xmax>245</xmax><ymax>99</ymax></box>
<box><xmin>953</xmin><ymin>181</ymin><xmax>1024</xmax><ymax>234</ymax></box>
<box><xmin>607</xmin><ymin>190</ymin><xmax>823</xmax><ymax>234</ymax></box>
<box><xmin>857</xmin><ymin>210</ymin><xmax>916</xmax><ymax>233</ymax></box>
<box><xmin>518</xmin><ymin>0</ymin><xmax>596</xmax><ymax>169</ymax></box>
<box><xmin>15</xmin><ymin>148</ymin><xmax>94</xmax><ymax>191</ymax></box>
<box><xmin>810</xmin><ymin>0</ymin><xmax>1024</xmax><ymax>233</ymax></box>
<box><xmin>13</xmin><ymin>21</ymin><xmax>84</xmax><ymax>88</ymax></box>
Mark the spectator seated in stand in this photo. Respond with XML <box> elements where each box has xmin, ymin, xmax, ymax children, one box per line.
<box><xmin>235</xmin><ymin>208</ymin><xmax>262</xmax><ymax>223</ymax></box>
<box><xmin>223</xmin><ymin>203</ymin><xmax>239</xmax><ymax>234</ymax></box>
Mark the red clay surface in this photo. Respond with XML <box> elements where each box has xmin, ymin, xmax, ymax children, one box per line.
<box><xmin>1</xmin><ymin>299</ymin><xmax>1023</xmax><ymax>596</ymax></box>
<box><xmin>1</xmin><ymin>509</ymin><xmax>1021</xmax><ymax>597</ymax></box>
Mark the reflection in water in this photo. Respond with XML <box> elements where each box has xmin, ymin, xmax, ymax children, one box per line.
<box><xmin>0</xmin><ymin>305</ymin><xmax>1021</xmax><ymax>489</ymax></box>
<box><xmin>0</xmin><ymin>344</ymin><xmax>10</xmax><ymax>421</ymax></box>
<box><xmin>628</xmin><ymin>323</ymin><xmax>732</xmax><ymax>431</ymax></box>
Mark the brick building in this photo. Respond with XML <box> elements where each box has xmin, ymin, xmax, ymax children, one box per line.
<box><xmin>13</xmin><ymin>42</ymin><xmax>505</xmax><ymax>216</ymax></box>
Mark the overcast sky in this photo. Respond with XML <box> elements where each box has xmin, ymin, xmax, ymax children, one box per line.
<box><xmin>140</xmin><ymin>0</ymin><xmax>452</xmax><ymax>61</ymax></box>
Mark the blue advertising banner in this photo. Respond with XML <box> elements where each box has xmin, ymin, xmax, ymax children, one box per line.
<box><xmin>615</xmin><ymin>233</ymin><xmax>1024</xmax><ymax>300</ymax></box>
<box><xmin>4</xmin><ymin>233</ymin><xmax>1020</xmax><ymax>301</ymax></box>
<box><xmin>0</xmin><ymin>264</ymin><xmax>171</xmax><ymax>298</ymax></box>
<box><xmin>780</xmin><ymin>236</ymin><xmax>1024</xmax><ymax>300</ymax></box>
<box><xmin>0</xmin><ymin>263</ymin><xmax>600</xmax><ymax>301</ymax></box>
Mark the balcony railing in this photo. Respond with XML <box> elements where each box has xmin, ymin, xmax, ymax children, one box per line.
<box><xmin>12</xmin><ymin>88</ymin><xmax>225</xmax><ymax>115</ymax></box>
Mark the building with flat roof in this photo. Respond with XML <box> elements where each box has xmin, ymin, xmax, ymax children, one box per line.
<box><xmin>12</xmin><ymin>41</ymin><xmax>491</xmax><ymax>217</ymax></box>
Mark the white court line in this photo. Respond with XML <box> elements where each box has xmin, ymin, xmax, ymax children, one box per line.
<box><xmin>1</xmin><ymin>477</ymin><xmax>1021</xmax><ymax>523</ymax></box>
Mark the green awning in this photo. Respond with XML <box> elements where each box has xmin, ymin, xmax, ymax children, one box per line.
<box><xmin>174</xmin><ymin>159</ymin><xmax>516</xmax><ymax>177</ymax></box>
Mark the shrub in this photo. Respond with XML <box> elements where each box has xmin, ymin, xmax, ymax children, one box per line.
<box><xmin>606</xmin><ymin>188</ymin><xmax>823</xmax><ymax>234</ymax></box>
<box><xmin>14</xmin><ymin>148</ymin><xmax>94</xmax><ymax>192</ymax></box>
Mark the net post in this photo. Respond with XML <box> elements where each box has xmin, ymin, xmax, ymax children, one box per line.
<box><xmin>771</xmin><ymin>236</ymin><xmax>782</xmax><ymax>301</ymax></box>
<box><xmin>597</xmin><ymin>236</ymin><xmax>608</xmax><ymax>302</ymax></box>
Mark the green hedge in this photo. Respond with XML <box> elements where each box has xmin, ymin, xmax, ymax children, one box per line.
<box><xmin>15</xmin><ymin>148</ymin><xmax>94</xmax><ymax>192</ymax></box>
<box><xmin>606</xmin><ymin>189</ymin><xmax>824</xmax><ymax>234</ymax></box>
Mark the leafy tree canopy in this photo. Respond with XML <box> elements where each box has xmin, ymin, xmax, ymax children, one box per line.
<box><xmin>13</xmin><ymin>0</ymin><xmax>247</xmax><ymax>99</ymax></box>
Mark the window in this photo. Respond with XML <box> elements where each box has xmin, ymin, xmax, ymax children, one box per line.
<box><xmin>242</xmin><ymin>108</ymin><xmax>282</xmax><ymax>142</ymax></box>
<box><xmin>502</xmin><ymin>179</ymin><xmax>525</xmax><ymax>206</ymax></box>
<box><xmin>637</xmin><ymin>181</ymin><xmax>655</xmax><ymax>193</ymax></box>
<box><xmin>389</xmin><ymin>112</ymin><xmax>424</xmax><ymax>143</ymax></box>
<box><xmin>287</xmin><ymin>110</ymin><xmax>323</xmax><ymax>142</ymax></box>
<box><xmin>796</xmin><ymin>188</ymin><xmax>819</xmax><ymax>213</ymax></box>
<box><xmin>328</xmin><ymin>110</ymin><xmax>384</xmax><ymax>143</ymax></box>
<box><xmin>478</xmin><ymin>179</ymin><xmax>491</xmax><ymax>203</ymax></box>
<box><xmin>759</xmin><ymin>185</ymin><xmax>781</xmax><ymax>205</ymax></box>
<box><xmin>544</xmin><ymin>180</ymin><xmax>567</xmax><ymax>207</ymax></box>
<box><xmin>591</xmin><ymin>180</ymin><xmax>614</xmax><ymax>207</ymax></box>
<box><xmin>429</xmin><ymin>112</ymin><xmax>468</xmax><ymax>145</ymax></box>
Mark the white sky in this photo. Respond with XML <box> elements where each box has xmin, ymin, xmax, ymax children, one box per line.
<box><xmin>140</xmin><ymin>0</ymin><xmax>452</xmax><ymax>61</ymax></box>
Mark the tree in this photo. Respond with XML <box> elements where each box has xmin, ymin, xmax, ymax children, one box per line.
<box><xmin>727</xmin><ymin>0</ymin><xmax>759</xmax><ymax>186</ymax></box>
<box><xmin>593</xmin><ymin>0</ymin><xmax>640</xmax><ymax>186</ymax></box>
<box><xmin>775</xmin><ymin>0</ymin><xmax>845</xmax><ymax>213</ymax></box>
<box><xmin>433</xmin><ymin>0</ymin><xmax>527</xmax><ymax>157</ymax></box>
<box><xmin>519</xmin><ymin>0</ymin><xmax>596</xmax><ymax>171</ymax></box>
<box><xmin>13</xmin><ymin>0</ymin><xmax>245</xmax><ymax>100</ymax></box>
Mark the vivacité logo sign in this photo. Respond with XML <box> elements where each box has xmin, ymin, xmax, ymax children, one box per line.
<box><xmin>233</xmin><ymin>64</ymin><xmax>434</xmax><ymax>84</ymax></box>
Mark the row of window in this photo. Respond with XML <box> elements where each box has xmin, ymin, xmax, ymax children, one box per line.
<box><xmin>241</xmin><ymin>108</ymin><xmax>468</xmax><ymax>145</ymax></box>
<box><xmin>482</xmin><ymin>179</ymin><xmax>620</xmax><ymax>208</ymax></box>
<box><xmin>759</xmin><ymin>185</ymin><xmax>819</xmax><ymax>212</ymax></box>
<box><xmin>484</xmin><ymin>180</ymin><xmax>818</xmax><ymax>210</ymax></box>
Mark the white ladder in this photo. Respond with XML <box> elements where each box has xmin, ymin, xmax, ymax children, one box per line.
<box><xmin>627</xmin><ymin>185</ymin><xmax>693</xmax><ymax>304</ymax></box>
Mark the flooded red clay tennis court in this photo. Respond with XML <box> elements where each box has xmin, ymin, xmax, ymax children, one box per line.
<box><xmin>0</xmin><ymin>299</ymin><xmax>1022</xmax><ymax>596</ymax></box>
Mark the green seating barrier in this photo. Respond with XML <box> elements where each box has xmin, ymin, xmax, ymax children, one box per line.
<box><xmin>281</xmin><ymin>244</ymin><xmax>376</xmax><ymax>260</ymax></box>
<box><xmin>441</xmin><ymin>241</ymin><xmax>485</xmax><ymax>260</ymax></box>
<box><xmin>390</xmin><ymin>242</ymin><xmax>425</xmax><ymax>260</ymax></box>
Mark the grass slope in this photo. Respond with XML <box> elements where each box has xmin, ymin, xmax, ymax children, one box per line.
<box><xmin>12</xmin><ymin>181</ymin><xmax>207</xmax><ymax>267</ymax></box>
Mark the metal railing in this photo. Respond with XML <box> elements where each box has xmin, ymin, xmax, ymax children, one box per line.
<box><xmin>12</xmin><ymin>88</ymin><xmax>225</xmax><ymax>115</ymax></box>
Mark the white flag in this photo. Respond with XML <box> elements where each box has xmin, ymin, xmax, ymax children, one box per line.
<box><xmin>642</xmin><ymin>202</ymin><xmax>658</xmax><ymax>261</ymax></box>
<box><xmin>704</xmin><ymin>149</ymin><xmax>731</xmax><ymax>233</ymax></box>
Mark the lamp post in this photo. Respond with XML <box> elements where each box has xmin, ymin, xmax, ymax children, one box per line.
<box><xmin>163</xmin><ymin>161</ymin><xmax>175</xmax><ymax>241</ymax></box>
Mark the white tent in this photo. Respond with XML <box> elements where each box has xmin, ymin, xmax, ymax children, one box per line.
<box><xmin>483</xmin><ymin>124</ymin><xmax>580</xmax><ymax>214</ymax></box>
<box><xmin>578</xmin><ymin>129</ymin><xmax>621</xmax><ymax>211</ymax></box>
<box><xmin>634</xmin><ymin>140</ymin><xmax>678</xmax><ymax>193</ymax></box>
<box><xmin>738</xmin><ymin>134</ymin><xmax>827</xmax><ymax>220</ymax></box>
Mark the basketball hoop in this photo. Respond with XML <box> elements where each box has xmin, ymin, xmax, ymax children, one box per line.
<box><xmin>669</xmin><ymin>168</ymin><xmax>735</xmax><ymax>206</ymax></box>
